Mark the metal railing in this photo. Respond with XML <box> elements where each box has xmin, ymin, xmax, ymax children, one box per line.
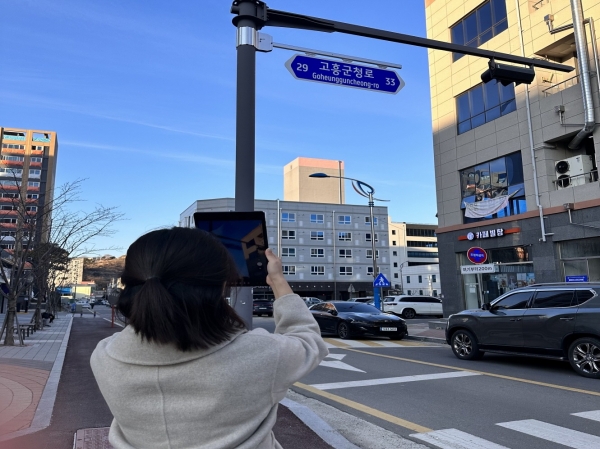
<box><xmin>542</xmin><ymin>73</ymin><xmax>584</xmax><ymax>97</ymax></box>
<box><xmin>553</xmin><ymin>169</ymin><xmax>599</xmax><ymax>189</ymax></box>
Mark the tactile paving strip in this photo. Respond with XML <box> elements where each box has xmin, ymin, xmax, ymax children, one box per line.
<box><xmin>74</xmin><ymin>427</ymin><xmax>113</xmax><ymax>449</ymax></box>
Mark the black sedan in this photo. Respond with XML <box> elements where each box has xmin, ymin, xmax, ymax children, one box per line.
<box><xmin>309</xmin><ymin>301</ymin><xmax>407</xmax><ymax>340</ymax></box>
<box><xmin>253</xmin><ymin>299</ymin><xmax>273</xmax><ymax>317</ymax></box>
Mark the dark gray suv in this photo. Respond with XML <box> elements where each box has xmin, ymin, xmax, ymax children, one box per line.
<box><xmin>446</xmin><ymin>283</ymin><xmax>600</xmax><ymax>378</ymax></box>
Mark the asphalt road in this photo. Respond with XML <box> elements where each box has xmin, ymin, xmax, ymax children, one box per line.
<box><xmin>255</xmin><ymin>315</ymin><xmax>600</xmax><ymax>449</ymax></box>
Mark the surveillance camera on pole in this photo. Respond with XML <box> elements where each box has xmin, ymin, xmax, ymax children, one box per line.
<box><xmin>481</xmin><ymin>59</ymin><xmax>535</xmax><ymax>86</ymax></box>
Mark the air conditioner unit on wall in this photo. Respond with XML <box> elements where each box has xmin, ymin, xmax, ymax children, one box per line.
<box><xmin>555</xmin><ymin>155</ymin><xmax>594</xmax><ymax>189</ymax></box>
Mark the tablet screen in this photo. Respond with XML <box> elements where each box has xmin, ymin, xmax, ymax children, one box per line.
<box><xmin>193</xmin><ymin>211</ymin><xmax>269</xmax><ymax>286</ymax></box>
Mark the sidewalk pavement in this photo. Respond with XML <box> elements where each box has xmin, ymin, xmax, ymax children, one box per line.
<box><xmin>406</xmin><ymin>320</ymin><xmax>447</xmax><ymax>344</ymax></box>
<box><xmin>0</xmin><ymin>312</ymin><xmax>441</xmax><ymax>449</ymax></box>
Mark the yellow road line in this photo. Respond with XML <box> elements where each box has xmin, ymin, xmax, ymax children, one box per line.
<box><xmin>345</xmin><ymin>348</ymin><xmax>600</xmax><ymax>397</ymax></box>
<box><xmin>323</xmin><ymin>338</ymin><xmax>351</xmax><ymax>348</ymax></box>
<box><xmin>359</xmin><ymin>340</ymin><xmax>384</xmax><ymax>347</ymax></box>
<box><xmin>293</xmin><ymin>382</ymin><xmax>433</xmax><ymax>433</ymax></box>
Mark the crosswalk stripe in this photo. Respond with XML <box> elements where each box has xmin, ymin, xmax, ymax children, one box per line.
<box><xmin>572</xmin><ymin>410</ymin><xmax>600</xmax><ymax>422</ymax></box>
<box><xmin>323</xmin><ymin>338</ymin><xmax>435</xmax><ymax>349</ymax></box>
<box><xmin>310</xmin><ymin>371</ymin><xmax>480</xmax><ymax>391</ymax></box>
<box><xmin>323</xmin><ymin>338</ymin><xmax>351</xmax><ymax>349</ymax></box>
<box><xmin>410</xmin><ymin>429</ymin><xmax>510</xmax><ymax>449</ymax></box>
<box><xmin>497</xmin><ymin>419</ymin><xmax>600</xmax><ymax>448</ymax></box>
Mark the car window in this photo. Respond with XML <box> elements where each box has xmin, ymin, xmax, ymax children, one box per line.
<box><xmin>576</xmin><ymin>289</ymin><xmax>595</xmax><ymax>305</ymax></box>
<box><xmin>334</xmin><ymin>303</ymin><xmax>381</xmax><ymax>313</ymax></box>
<box><xmin>493</xmin><ymin>291</ymin><xmax>532</xmax><ymax>310</ymax></box>
<box><xmin>310</xmin><ymin>304</ymin><xmax>324</xmax><ymax>311</ymax></box>
<box><xmin>400</xmin><ymin>298</ymin><xmax>413</xmax><ymax>302</ymax></box>
<box><xmin>532</xmin><ymin>290</ymin><xmax>575</xmax><ymax>308</ymax></box>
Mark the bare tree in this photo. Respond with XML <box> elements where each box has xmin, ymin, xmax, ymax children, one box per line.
<box><xmin>0</xmin><ymin>178</ymin><xmax>124</xmax><ymax>345</ymax></box>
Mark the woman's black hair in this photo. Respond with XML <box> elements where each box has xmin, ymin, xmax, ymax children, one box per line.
<box><xmin>117</xmin><ymin>227</ymin><xmax>246</xmax><ymax>351</ymax></box>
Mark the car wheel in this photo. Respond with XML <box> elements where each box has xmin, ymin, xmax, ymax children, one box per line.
<box><xmin>402</xmin><ymin>308</ymin><xmax>416</xmax><ymax>319</ymax></box>
<box><xmin>451</xmin><ymin>329</ymin><xmax>483</xmax><ymax>360</ymax></box>
<box><xmin>337</xmin><ymin>322</ymin><xmax>351</xmax><ymax>340</ymax></box>
<box><xmin>568</xmin><ymin>337</ymin><xmax>600</xmax><ymax>379</ymax></box>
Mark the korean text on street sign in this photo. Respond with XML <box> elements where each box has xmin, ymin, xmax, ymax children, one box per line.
<box><xmin>460</xmin><ymin>264</ymin><xmax>497</xmax><ymax>274</ymax></box>
<box><xmin>566</xmin><ymin>275</ymin><xmax>589</xmax><ymax>282</ymax></box>
<box><xmin>373</xmin><ymin>273</ymin><xmax>390</xmax><ymax>287</ymax></box>
<box><xmin>285</xmin><ymin>54</ymin><xmax>405</xmax><ymax>94</ymax></box>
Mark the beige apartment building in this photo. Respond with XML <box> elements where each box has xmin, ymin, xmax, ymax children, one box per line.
<box><xmin>0</xmin><ymin>127</ymin><xmax>58</xmax><ymax>249</ymax></box>
<box><xmin>426</xmin><ymin>0</ymin><xmax>600</xmax><ymax>314</ymax></box>
<box><xmin>284</xmin><ymin>157</ymin><xmax>346</xmax><ymax>204</ymax></box>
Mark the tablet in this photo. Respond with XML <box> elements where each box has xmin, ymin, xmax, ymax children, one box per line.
<box><xmin>193</xmin><ymin>211</ymin><xmax>269</xmax><ymax>286</ymax></box>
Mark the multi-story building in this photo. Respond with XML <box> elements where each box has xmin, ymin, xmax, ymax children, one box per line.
<box><xmin>388</xmin><ymin>221</ymin><xmax>441</xmax><ymax>296</ymax></box>
<box><xmin>0</xmin><ymin>127</ymin><xmax>58</xmax><ymax>249</ymax></box>
<box><xmin>284</xmin><ymin>157</ymin><xmax>345</xmax><ymax>204</ymax></box>
<box><xmin>53</xmin><ymin>257</ymin><xmax>84</xmax><ymax>288</ymax></box>
<box><xmin>426</xmin><ymin>0</ymin><xmax>600</xmax><ymax>315</ymax></box>
<box><xmin>180</xmin><ymin>198</ymin><xmax>391</xmax><ymax>300</ymax></box>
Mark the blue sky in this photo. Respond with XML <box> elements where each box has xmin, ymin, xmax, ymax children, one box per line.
<box><xmin>1</xmin><ymin>0</ymin><xmax>435</xmax><ymax>256</ymax></box>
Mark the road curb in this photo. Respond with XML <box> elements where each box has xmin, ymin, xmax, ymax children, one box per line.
<box><xmin>405</xmin><ymin>335</ymin><xmax>446</xmax><ymax>345</ymax></box>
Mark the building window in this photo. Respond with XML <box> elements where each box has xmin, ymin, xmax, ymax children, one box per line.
<box><xmin>26</xmin><ymin>206</ymin><xmax>37</xmax><ymax>212</ymax></box>
<box><xmin>367</xmin><ymin>266</ymin><xmax>381</xmax><ymax>275</ymax></box>
<box><xmin>451</xmin><ymin>0</ymin><xmax>508</xmax><ymax>62</ymax></box>
<box><xmin>433</xmin><ymin>290</ymin><xmax>438</xmax><ymax>296</ymax></box>
<box><xmin>28</xmin><ymin>182</ymin><xmax>40</xmax><ymax>187</ymax></box>
<box><xmin>392</xmin><ymin>251</ymin><xmax>397</xmax><ymax>256</ymax></box>
<box><xmin>460</xmin><ymin>152</ymin><xmax>526</xmax><ymax>223</ymax></box>
<box><xmin>365</xmin><ymin>216</ymin><xmax>378</xmax><ymax>226</ymax></box>
<box><xmin>366</xmin><ymin>249</ymin><xmax>379</xmax><ymax>259</ymax></box>
<box><xmin>339</xmin><ymin>266</ymin><xmax>353</xmax><ymax>276</ymax></box>
<box><xmin>282</xmin><ymin>230</ymin><xmax>296</xmax><ymax>240</ymax></box>
<box><xmin>310</xmin><ymin>213</ymin><xmax>324</xmax><ymax>223</ymax></box>
<box><xmin>407</xmin><ymin>241</ymin><xmax>438</xmax><ymax>248</ymax></box>
<box><xmin>311</xmin><ymin>266</ymin><xmax>325</xmax><ymax>276</ymax></box>
<box><xmin>394</xmin><ymin>273</ymin><xmax>399</xmax><ymax>278</ymax></box>
<box><xmin>407</xmin><ymin>290</ymin><xmax>412</xmax><ymax>295</ymax></box>
<box><xmin>281</xmin><ymin>212</ymin><xmax>295</xmax><ymax>222</ymax></box>
<box><xmin>407</xmin><ymin>251</ymin><xmax>439</xmax><ymax>258</ymax></box>
<box><xmin>393</xmin><ymin>262</ymin><xmax>398</xmax><ymax>267</ymax></box>
<box><xmin>30</xmin><ymin>157</ymin><xmax>43</xmax><ymax>163</ymax></box>
<box><xmin>282</xmin><ymin>265</ymin><xmax>296</xmax><ymax>275</ymax></box>
<box><xmin>392</xmin><ymin>230</ymin><xmax>396</xmax><ymax>235</ymax></box>
<box><xmin>456</xmin><ymin>80</ymin><xmax>516</xmax><ymax>134</ymax></box>
<box><xmin>310</xmin><ymin>231</ymin><xmax>324</xmax><ymax>240</ymax></box>
<box><xmin>418</xmin><ymin>275</ymin><xmax>423</xmax><ymax>283</ymax></box>
<box><xmin>365</xmin><ymin>233</ymin><xmax>378</xmax><ymax>242</ymax></box>
<box><xmin>311</xmin><ymin>248</ymin><xmax>325</xmax><ymax>258</ymax></box>
<box><xmin>419</xmin><ymin>290</ymin><xmax>424</xmax><ymax>295</ymax></box>
<box><xmin>392</xmin><ymin>240</ymin><xmax>397</xmax><ymax>246</ymax></box>
<box><xmin>432</xmin><ymin>275</ymin><xmax>437</xmax><ymax>283</ymax></box>
<box><xmin>281</xmin><ymin>247</ymin><xmax>296</xmax><ymax>257</ymax></box>
<box><xmin>0</xmin><ymin>168</ymin><xmax>23</xmax><ymax>178</ymax></box>
<box><xmin>339</xmin><ymin>249</ymin><xmax>352</xmax><ymax>258</ymax></box>
<box><xmin>338</xmin><ymin>215</ymin><xmax>351</xmax><ymax>225</ymax></box>
<box><xmin>406</xmin><ymin>228</ymin><xmax>436</xmax><ymax>237</ymax></box>
<box><xmin>338</xmin><ymin>232</ymin><xmax>352</xmax><ymax>241</ymax></box>
<box><xmin>407</xmin><ymin>276</ymin><xmax>411</xmax><ymax>284</ymax></box>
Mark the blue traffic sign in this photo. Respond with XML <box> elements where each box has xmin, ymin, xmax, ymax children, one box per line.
<box><xmin>285</xmin><ymin>54</ymin><xmax>404</xmax><ymax>94</ymax></box>
<box><xmin>566</xmin><ymin>275</ymin><xmax>588</xmax><ymax>283</ymax></box>
<box><xmin>373</xmin><ymin>273</ymin><xmax>390</xmax><ymax>287</ymax></box>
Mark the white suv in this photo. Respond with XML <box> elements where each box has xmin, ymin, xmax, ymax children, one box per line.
<box><xmin>383</xmin><ymin>295</ymin><xmax>443</xmax><ymax>319</ymax></box>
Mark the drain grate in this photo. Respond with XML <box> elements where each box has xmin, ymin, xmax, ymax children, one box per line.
<box><xmin>74</xmin><ymin>427</ymin><xmax>113</xmax><ymax>449</ymax></box>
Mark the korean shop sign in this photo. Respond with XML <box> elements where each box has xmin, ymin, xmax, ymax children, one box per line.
<box><xmin>458</xmin><ymin>227</ymin><xmax>520</xmax><ymax>241</ymax></box>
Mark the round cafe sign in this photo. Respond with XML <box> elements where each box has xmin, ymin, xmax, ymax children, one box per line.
<box><xmin>467</xmin><ymin>247</ymin><xmax>487</xmax><ymax>264</ymax></box>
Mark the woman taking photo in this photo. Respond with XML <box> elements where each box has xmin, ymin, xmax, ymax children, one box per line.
<box><xmin>91</xmin><ymin>227</ymin><xmax>328</xmax><ymax>449</ymax></box>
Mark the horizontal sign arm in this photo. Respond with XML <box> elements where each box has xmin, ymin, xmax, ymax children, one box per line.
<box><xmin>266</xmin><ymin>8</ymin><xmax>574</xmax><ymax>73</ymax></box>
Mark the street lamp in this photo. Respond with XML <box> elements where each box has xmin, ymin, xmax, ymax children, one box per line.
<box><xmin>398</xmin><ymin>261</ymin><xmax>409</xmax><ymax>294</ymax></box>
<box><xmin>309</xmin><ymin>173</ymin><xmax>388</xmax><ymax>310</ymax></box>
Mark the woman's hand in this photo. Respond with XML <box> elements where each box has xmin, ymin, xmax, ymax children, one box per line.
<box><xmin>265</xmin><ymin>248</ymin><xmax>293</xmax><ymax>299</ymax></box>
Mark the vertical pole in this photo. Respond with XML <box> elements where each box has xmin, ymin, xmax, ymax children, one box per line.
<box><xmin>338</xmin><ymin>161</ymin><xmax>342</xmax><ymax>204</ymax></box>
<box><xmin>369</xmin><ymin>193</ymin><xmax>380</xmax><ymax>310</ymax></box>
<box><xmin>332</xmin><ymin>210</ymin><xmax>336</xmax><ymax>301</ymax></box>
<box><xmin>232</xmin><ymin>0</ymin><xmax>264</xmax><ymax>329</ymax></box>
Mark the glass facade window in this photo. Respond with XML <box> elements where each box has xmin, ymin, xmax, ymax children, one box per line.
<box><xmin>338</xmin><ymin>232</ymin><xmax>352</xmax><ymax>241</ymax></box>
<box><xmin>407</xmin><ymin>241</ymin><xmax>438</xmax><ymax>247</ymax></box>
<box><xmin>457</xmin><ymin>80</ymin><xmax>515</xmax><ymax>134</ymax></box>
<box><xmin>281</xmin><ymin>230</ymin><xmax>296</xmax><ymax>240</ymax></box>
<box><xmin>339</xmin><ymin>249</ymin><xmax>352</xmax><ymax>258</ymax></box>
<box><xmin>281</xmin><ymin>212</ymin><xmax>295</xmax><ymax>222</ymax></box>
<box><xmin>310</xmin><ymin>231</ymin><xmax>324</xmax><ymax>240</ymax></box>
<box><xmin>460</xmin><ymin>152</ymin><xmax>526</xmax><ymax>223</ymax></box>
<box><xmin>338</xmin><ymin>215</ymin><xmax>351</xmax><ymax>225</ymax></box>
<box><xmin>310</xmin><ymin>214</ymin><xmax>324</xmax><ymax>223</ymax></box>
<box><xmin>365</xmin><ymin>233</ymin><xmax>379</xmax><ymax>242</ymax></box>
<box><xmin>407</xmin><ymin>251</ymin><xmax>439</xmax><ymax>258</ymax></box>
<box><xmin>339</xmin><ymin>267</ymin><xmax>353</xmax><ymax>276</ymax></box>
<box><xmin>366</xmin><ymin>249</ymin><xmax>379</xmax><ymax>259</ymax></box>
<box><xmin>311</xmin><ymin>248</ymin><xmax>325</xmax><ymax>258</ymax></box>
<box><xmin>365</xmin><ymin>216</ymin><xmax>378</xmax><ymax>225</ymax></box>
<box><xmin>282</xmin><ymin>265</ymin><xmax>296</xmax><ymax>275</ymax></box>
<box><xmin>560</xmin><ymin>237</ymin><xmax>600</xmax><ymax>282</ymax></box>
<box><xmin>451</xmin><ymin>0</ymin><xmax>508</xmax><ymax>62</ymax></box>
<box><xmin>311</xmin><ymin>266</ymin><xmax>325</xmax><ymax>276</ymax></box>
<box><xmin>281</xmin><ymin>248</ymin><xmax>296</xmax><ymax>257</ymax></box>
<box><xmin>406</xmin><ymin>229</ymin><xmax>436</xmax><ymax>237</ymax></box>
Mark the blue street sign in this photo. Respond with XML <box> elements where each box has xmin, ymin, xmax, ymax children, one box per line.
<box><xmin>566</xmin><ymin>275</ymin><xmax>588</xmax><ymax>283</ymax></box>
<box><xmin>373</xmin><ymin>273</ymin><xmax>390</xmax><ymax>287</ymax></box>
<box><xmin>285</xmin><ymin>54</ymin><xmax>405</xmax><ymax>94</ymax></box>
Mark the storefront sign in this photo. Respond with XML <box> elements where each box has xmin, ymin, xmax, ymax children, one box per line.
<box><xmin>467</xmin><ymin>247</ymin><xmax>487</xmax><ymax>264</ymax></box>
<box><xmin>461</xmin><ymin>264</ymin><xmax>497</xmax><ymax>274</ymax></box>
<box><xmin>566</xmin><ymin>275</ymin><xmax>589</xmax><ymax>283</ymax></box>
<box><xmin>458</xmin><ymin>227</ymin><xmax>520</xmax><ymax>241</ymax></box>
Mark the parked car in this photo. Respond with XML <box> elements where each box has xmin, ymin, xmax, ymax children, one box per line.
<box><xmin>253</xmin><ymin>299</ymin><xmax>273</xmax><ymax>317</ymax></box>
<box><xmin>348</xmin><ymin>297</ymin><xmax>374</xmax><ymax>303</ymax></box>
<box><xmin>383</xmin><ymin>295</ymin><xmax>443</xmax><ymax>319</ymax></box>
<box><xmin>75</xmin><ymin>300</ymin><xmax>91</xmax><ymax>309</ymax></box>
<box><xmin>309</xmin><ymin>301</ymin><xmax>407</xmax><ymax>340</ymax></box>
<box><xmin>303</xmin><ymin>297</ymin><xmax>323</xmax><ymax>307</ymax></box>
<box><xmin>445</xmin><ymin>283</ymin><xmax>600</xmax><ymax>379</ymax></box>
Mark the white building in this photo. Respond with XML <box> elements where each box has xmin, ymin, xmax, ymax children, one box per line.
<box><xmin>52</xmin><ymin>257</ymin><xmax>84</xmax><ymax>288</ymax></box>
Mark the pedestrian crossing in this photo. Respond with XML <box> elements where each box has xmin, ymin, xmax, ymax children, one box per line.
<box><xmin>410</xmin><ymin>409</ymin><xmax>600</xmax><ymax>449</ymax></box>
<box><xmin>323</xmin><ymin>337</ymin><xmax>438</xmax><ymax>349</ymax></box>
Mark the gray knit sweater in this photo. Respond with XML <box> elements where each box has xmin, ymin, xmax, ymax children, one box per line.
<box><xmin>90</xmin><ymin>294</ymin><xmax>328</xmax><ymax>449</ymax></box>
